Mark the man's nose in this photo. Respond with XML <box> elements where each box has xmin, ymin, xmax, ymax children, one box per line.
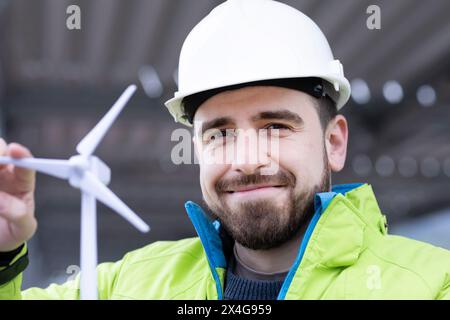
<box><xmin>229</xmin><ymin>130</ymin><xmax>271</xmax><ymax>175</ymax></box>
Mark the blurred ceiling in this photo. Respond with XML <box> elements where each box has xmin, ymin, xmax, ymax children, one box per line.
<box><xmin>1</xmin><ymin>0</ymin><xmax>450</xmax><ymax>97</ymax></box>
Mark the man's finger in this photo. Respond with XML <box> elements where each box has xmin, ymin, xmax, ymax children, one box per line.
<box><xmin>0</xmin><ymin>139</ymin><xmax>8</xmax><ymax>170</ymax></box>
<box><xmin>0</xmin><ymin>191</ymin><xmax>28</xmax><ymax>222</ymax></box>
<box><xmin>7</xmin><ymin>143</ymin><xmax>36</xmax><ymax>191</ymax></box>
<box><xmin>8</xmin><ymin>142</ymin><xmax>33</xmax><ymax>159</ymax></box>
<box><xmin>0</xmin><ymin>191</ymin><xmax>36</xmax><ymax>249</ymax></box>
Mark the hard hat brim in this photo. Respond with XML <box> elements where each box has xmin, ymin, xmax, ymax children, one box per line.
<box><xmin>165</xmin><ymin>73</ymin><xmax>351</xmax><ymax>127</ymax></box>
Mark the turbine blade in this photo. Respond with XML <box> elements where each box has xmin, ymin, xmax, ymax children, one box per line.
<box><xmin>0</xmin><ymin>156</ymin><xmax>73</xmax><ymax>179</ymax></box>
<box><xmin>79</xmin><ymin>171</ymin><xmax>150</xmax><ymax>233</ymax></box>
<box><xmin>76</xmin><ymin>85</ymin><xmax>137</xmax><ymax>156</ymax></box>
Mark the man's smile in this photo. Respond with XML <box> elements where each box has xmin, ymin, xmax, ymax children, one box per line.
<box><xmin>224</xmin><ymin>184</ymin><xmax>287</xmax><ymax>200</ymax></box>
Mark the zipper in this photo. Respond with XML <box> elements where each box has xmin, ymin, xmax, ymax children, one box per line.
<box><xmin>276</xmin><ymin>208</ymin><xmax>323</xmax><ymax>300</ymax></box>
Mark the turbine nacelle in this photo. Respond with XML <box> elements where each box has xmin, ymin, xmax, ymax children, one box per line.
<box><xmin>68</xmin><ymin>155</ymin><xmax>111</xmax><ymax>187</ymax></box>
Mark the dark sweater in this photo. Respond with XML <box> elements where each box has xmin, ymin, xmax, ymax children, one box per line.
<box><xmin>223</xmin><ymin>251</ymin><xmax>287</xmax><ymax>300</ymax></box>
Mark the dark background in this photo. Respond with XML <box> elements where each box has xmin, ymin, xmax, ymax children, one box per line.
<box><xmin>0</xmin><ymin>0</ymin><xmax>449</xmax><ymax>288</ymax></box>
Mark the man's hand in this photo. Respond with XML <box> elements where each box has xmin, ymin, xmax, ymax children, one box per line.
<box><xmin>0</xmin><ymin>138</ymin><xmax>37</xmax><ymax>252</ymax></box>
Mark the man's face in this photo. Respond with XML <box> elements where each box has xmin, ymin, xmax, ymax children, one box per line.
<box><xmin>193</xmin><ymin>86</ymin><xmax>333</xmax><ymax>250</ymax></box>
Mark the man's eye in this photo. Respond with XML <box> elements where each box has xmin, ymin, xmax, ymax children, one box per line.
<box><xmin>265</xmin><ymin>123</ymin><xmax>290</xmax><ymax>130</ymax></box>
<box><xmin>203</xmin><ymin>129</ymin><xmax>234</xmax><ymax>143</ymax></box>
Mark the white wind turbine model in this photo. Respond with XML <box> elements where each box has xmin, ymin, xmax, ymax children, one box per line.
<box><xmin>0</xmin><ymin>84</ymin><xmax>150</xmax><ymax>300</ymax></box>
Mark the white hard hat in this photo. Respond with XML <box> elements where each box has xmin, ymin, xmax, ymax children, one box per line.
<box><xmin>165</xmin><ymin>0</ymin><xmax>351</xmax><ymax>126</ymax></box>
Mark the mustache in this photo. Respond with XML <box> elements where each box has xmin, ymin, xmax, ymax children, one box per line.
<box><xmin>215</xmin><ymin>170</ymin><xmax>296</xmax><ymax>193</ymax></box>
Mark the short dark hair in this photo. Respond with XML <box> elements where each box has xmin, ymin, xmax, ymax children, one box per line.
<box><xmin>181</xmin><ymin>77</ymin><xmax>338</xmax><ymax>131</ymax></box>
<box><xmin>313</xmin><ymin>95</ymin><xmax>338</xmax><ymax>131</ymax></box>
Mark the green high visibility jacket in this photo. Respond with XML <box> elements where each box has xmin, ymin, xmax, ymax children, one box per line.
<box><xmin>1</xmin><ymin>183</ymin><xmax>450</xmax><ymax>299</ymax></box>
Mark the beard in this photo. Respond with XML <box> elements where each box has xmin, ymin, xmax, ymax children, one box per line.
<box><xmin>203</xmin><ymin>151</ymin><xmax>331</xmax><ymax>250</ymax></box>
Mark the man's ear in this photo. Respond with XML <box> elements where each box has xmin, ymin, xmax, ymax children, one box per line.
<box><xmin>325</xmin><ymin>115</ymin><xmax>348</xmax><ymax>172</ymax></box>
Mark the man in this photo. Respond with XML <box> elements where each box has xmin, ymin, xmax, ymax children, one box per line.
<box><xmin>1</xmin><ymin>0</ymin><xmax>450</xmax><ymax>300</ymax></box>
